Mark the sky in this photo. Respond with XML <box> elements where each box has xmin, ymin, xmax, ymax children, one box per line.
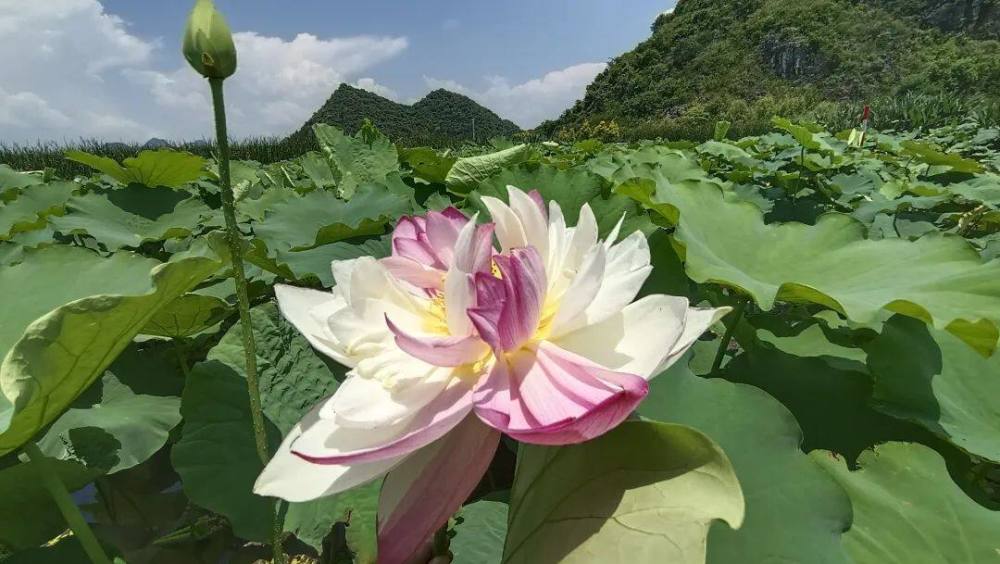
<box><xmin>0</xmin><ymin>0</ymin><xmax>674</xmax><ymax>143</ymax></box>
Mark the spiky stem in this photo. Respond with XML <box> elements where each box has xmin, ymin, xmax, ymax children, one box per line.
<box><xmin>711</xmin><ymin>299</ymin><xmax>747</xmax><ymax>374</ymax></box>
<box><xmin>208</xmin><ymin>77</ymin><xmax>283</xmax><ymax>564</ymax></box>
<box><xmin>23</xmin><ymin>442</ymin><xmax>112</xmax><ymax>564</ymax></box>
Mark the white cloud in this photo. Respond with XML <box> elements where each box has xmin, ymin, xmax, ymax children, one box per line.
<box><xmin>423</xmin><ymin>62</ymin><xmax>605</xmax><ymax>128</ymax></box>
<box><xmin>128</xmin><ymin>32</ymin><xmax>408</xmax><ymax>139</ymax></box>
<box><xmin>442</xmin><ymin>18</ymin><xmax>461</xmax><ymax>31</ymax></box>
<box><xmin>0</xmin><ymin>0</ymin><xmax>158</xmax><ymax>141</ymax></box>
<box><xmin>353</xmin><ymin>77</ymin><xmax>400</xmax><ymax>101</ymax></box>
<box><xmin>0</xmin><ymin>0</ymin><xmax>408</xmax><ymax>142</ymax></box>
<box><xmin>0</xmin><ymin>88</ymin><xmax>71</xmax><ymax>129</ymax></box>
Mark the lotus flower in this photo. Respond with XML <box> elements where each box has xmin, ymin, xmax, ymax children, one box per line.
<box><xmin>254</xmin><ymin>186</ymin><xmax>730</xmax><ymax>563</ymax></box>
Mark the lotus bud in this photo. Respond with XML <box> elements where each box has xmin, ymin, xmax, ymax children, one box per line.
<box><xmin>182</xmin><ymin>0</ymin><xmax>237</xmax><ymax>80</ymax></box>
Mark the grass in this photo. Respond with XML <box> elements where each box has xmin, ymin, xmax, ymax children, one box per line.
<box><xmin>0</xmin><ymin>136</ymin><xmax>319</xmax><ymax>178</ymax></box>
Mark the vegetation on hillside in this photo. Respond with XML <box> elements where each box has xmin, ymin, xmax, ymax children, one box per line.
<box><xmin>287</xmin><ymin>84</ymin><xmax>520</xmax><ymax>147</ymax></box>
<box><xmin>540</xmin><ymin>0</ymin><xmax>1000</xmax><ymax>139</ymax></box>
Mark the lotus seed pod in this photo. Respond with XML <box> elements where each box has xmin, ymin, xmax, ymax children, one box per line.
<box><xmin>182</xmin><ymin>0</ymin><xmax>237</xmax><ymax>79</ymax></box>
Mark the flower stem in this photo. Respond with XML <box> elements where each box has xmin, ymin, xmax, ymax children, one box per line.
<box><xmin>711</xmin><ymin>298</ymin><xmax>747</xmax><ymax>374</ymax></box>
<box><xmin>174</xmin><ymin>339</ymin><xmax>192</xmax><ymax>379</ymax></box>
<box><xmin>22</xmin><ymin>442</ymin><xmax>111</xmax><ymax>564</ymax></box>
<box><xmin>208</xmin><ymin>77</ymin><xmax>283</xmax><ymax>564</ymax></box>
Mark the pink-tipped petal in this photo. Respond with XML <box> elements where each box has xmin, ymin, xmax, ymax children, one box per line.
<box><xmin>472</xmin><ymin>342</ymin><xmax>648</xmax><ymax>445</ymax></box>
<box><xmin>486</xmin><ymin>247</ymin><xmax>546</xmax><ymax>351</ymax></box>
<box><xmin>528</xmin><ymin>189</ymin><xmax>547</xmax><ymax>218</ymax></box>
<box><xmin>424</xmin><ymin>208</ymin><xmax>468</xmax><ymax>265</ymax></box>
<box><xmin>377</xmin><ymin>415</ymin><xmax>500</xmax><ymax>564</ymax></box>
<box><xmin>291</xmin><ymin>380</ymin><xmax>473</xmax><ymax>465</ymax></box>
<box><xmin>393</xmin><ymin>237</ymin><xmax>441</xmax><ymax>269</ymax></box>
<box><xmin>467</xmin><ymin>272</ymin><xmax>506</xmax><ymax>351</ymax></box>
<box><xmin>453</xmin><ymin>221</ymin><xmax>496</xmax><ymax>275</ymax></box>
<box><xmin>391</xmin><ymin>216</ymin><xmax>421</xmax><ymax>243</ymax></box>
<box><xmin>386</xmin><ymin>315</ymin><xmax>489</xmax><ymax>367</ymax></box>
<box><xmin>380</xmin><ymin>256</ymin><xmax>445</xmax><ymax>290</ymax></box>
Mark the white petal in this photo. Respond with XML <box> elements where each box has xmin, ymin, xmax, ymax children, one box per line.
<box><xmin>660</xmin><ymin>305</ymin><xmax>732</xmax><ymax>372</ymax></box>
<box><xmin>549</xmin><ymin>245</ymin><xmax>607</xmax><ymax>335</ymax></box>
<box><xmin>604</xmin><ymin>212</ymin><xmax>628</xmax><ymax>248</ymax></box>
<box><xmin>292</xmin><ymin>378</ymin><xmax>473</xmax><ymax>461</ymax></box>
<box><xmin>567</xmin><ymin>204</ymin><xmax>599</xmax><ymax>270</ymax></box>
<box><xmin>543</xmin><ymin>203</ymin><xmax>598</xmax><ymax>300</ymax></box>
<box><xmin>444</xmin><ymin>268</ymin><xmax>476</xmax><ymax>336</ymax></box>
<box><xmin>507</xmin><ymin>186</ymin><xmax>548</xmax><ymax>257</ymax></box>
<box><xmin>274</xmin><ymin>284</ymin><xmax>352</xmax><ymax>366</ymax></box>
<box><xmin>552</xmin><ymin>294</ymin><xmax>690</xmax><ymax>379</ymax></box>
<box><xmin>253</xmin><ymin>405</ymin><xmax>407</xmax><ymax>503</ymax></box>
<box><xmin>451</xmin><ymin>212</ymin><xmax>480</xmax><ymax>273</ymax></box>
<box><xmin>481</xmin><ymin>195</ymin><xmax>528</xmax><ymax>252</ymax></box>
<box><xmin>548</xmin><ymin>231</ymin><xmax>653</xmax><ymax>339</ymax></box>
<box><xmin>348</xmin><ymin>257</ymin><xmax>421</xmax><ymax>314</ymax></box>
<box><xmin>322</xmin><ymin>358</ymin><xmax>456</xmax><ymax>428</ymax></box>
<box><xmin>331</xmin><ymin>258</ymin><xmax>361</xmax><ymax>301</ymax></box>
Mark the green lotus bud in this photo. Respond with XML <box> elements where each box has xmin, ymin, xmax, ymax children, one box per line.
<box><xmin>182</xmin><ymin>0</ymin><xmax>237</xmax><ymax>80</ymax></box>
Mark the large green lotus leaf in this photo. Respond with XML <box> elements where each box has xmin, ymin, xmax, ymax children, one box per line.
<box><xmin>50</xmin><ymin>192</ymin><xmax>213</xmax><ymax>251</ymax></box>
<box><xmin>399</xmin><ymin>146</ymin><xmax>457</xmax><ymax>184</ymax></box>
<box><xmin>771</xmin><ymin>117</ymin><xmax>838</xmax><ymax>155</ymax></box>
<box><xmin>298</xmin><ymin>151</ymin><xmax>336</xmax><ymax>190</ymax></box>
<box><xmin>174</xmin><ymin>304</ymin><xmax>374</xmax><ymax>555</ymax></box>
<box><xmin>141</xmin><ymin>293</ymin><xmax>231</xmax><ymax>338</ymax></box>
<box><xmin>272</xmin><ymin>236</ymin><xmax>390</xmax><ymax>287</ymax></box>
<box><xmin>0</xmin><ymin>246</ymin><xmax>220</xmax><ymax>455</ymax></box>
<box><xmin>66</xmin><ymin>149</ymin><xmax>207</xmax><ymax>187</ymax></box>
<box><xmin>467</xmin><ymin>164</ymin><xmax>654</xmax><ymax>239</ymax></box>
<box><xmin>468</xmin><ymin>164</ymin><xmax>603</xmax><ymax>227</ymax></box>
<box><xmin>239</xmin><ymin>185</ymin><xmax>295</xmax><ymax>222</ymax></box>
<box><xmin>813</xmin><ymin>442</ymin><xmax>1000</xmax><ymax>564</ymax></box>
<box><xmin>206</xmin><ymin>302</ymin><xmax>345</xmax><ymax>435</ymax></box>
<box><xmin>723</xmin><ymin>344</ymin><xmax>926</xmax><ymax>462</ymax></box>
<box><xmin>0</xmin><ymin>164</ymin><xmax>43</xmax><ymax>191</ymax></box>
<box><xmin>638</xmin><ymin>229</ymin><xmax>695</xmax><ymax>299</ymax></box>
<box><xmin>282</xmin><ymin>480</ymin><xmax>380</xmax><ymax>563</ymax></box>
<box><xmin>900</xmin><ymin>140</ymin><xmax>983</xmax><ymax>174</ymax></box>
<box><xmin>35</xmin><ymin>345</ymin><xmax>183</xmax><ymax>474</ymax></box>
<box><xmin>0</xmin><ymin>458</ymin><xmax>100</xmax><ymax>549</ymax></box>
<box><xmin>445</xmin><ymin>144</ymin><xmax>531</xmax><ymax>194</ymax></box>
<box><xmin>619</xmin><ymin>171</ymin><xmax>1000</xmax><ymax>354</ymax></box>
<box><xmin>590</xmin><ymin>145</ymin><xmax>716</xmax><ymax>190</ymax></box>
<box><xmin>313</xmin><ymin>124</ymin><xmax>399</xmax><ymax>198</ymax></box>
<box><xmin>639</xmin><ymin>357</ymin><xmax>852</xmax><ymax>564</ymax></box>
<box><xmin>502</xmin><ymin>420</ymin><xmax>744</xmax><ymax>564</ymax></box>
<box><xmin>452</xmin><ymin>501</ymin><xmax>508</xmax><ymax>564</ymax></box>
<box><xmin>254</xmin><ymin>184</ymin><xmax>408</xmax><ymax>252</ymax></box>
<box><xmin>865</xmin><ymin>315</ymin><xmax>1000</xmax><ymax>463</ymax></box>
<box><xmin>171</xmin><ymin>360</ymin><xmax>280</xmax><ymax>541</ymax></box>
<box><xmin>0</xmin><ymin>182</ymin><xmax>76</xmax><ymax>240</ymax></box>
<box><xmin>697</xmin><ymin>140</ymin><xmax>758</xmax><ymax>168</ymax></box>
<box><xmin>948</xmin><ymin>174</ymin><xmax>1000</xmax><ymax>207</ymax></box>
<box><xmin>756</xmin><ymin>323</ymin><xmax>867</xmax><ymax>369</ymax></box>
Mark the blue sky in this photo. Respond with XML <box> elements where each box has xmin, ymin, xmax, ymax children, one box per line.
<box><xmin>0</xmin><ymin>0</ymin><xmax>674</xmax><ymax>142</ymax></box>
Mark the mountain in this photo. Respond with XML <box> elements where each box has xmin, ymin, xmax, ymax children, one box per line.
<box><xmin>541</xmin><ymin>0</ymin><xmax>1000</xmax><ymax>137</ymax></box>
<box><xmin>288</xmin><ymin>85</ymin><xmax>520</xmax><ymax>146</ymax></box>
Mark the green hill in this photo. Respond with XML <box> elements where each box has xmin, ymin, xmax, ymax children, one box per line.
<box><xmin>541</xmin><ymin>0</ymin><xmax>1000</xmax><ymax>138</ymax></box>
<box><xmin>288</xmin><ymin>84</ymin><xmax>520</xmax><ymax>146</ymax></box>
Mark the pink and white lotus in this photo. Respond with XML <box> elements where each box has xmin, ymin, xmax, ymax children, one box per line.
<box><xmin>254</xmin><ymin>186</ymin><xmax>730</xmax><ymax>563</ymax></box>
